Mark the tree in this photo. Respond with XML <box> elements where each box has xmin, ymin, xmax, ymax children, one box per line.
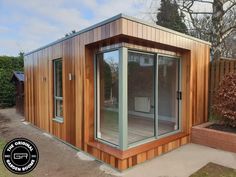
<box><xmin>222</xmin><ymin>31</ymin><xmax>236</xmax><ymax>58</ymax></box>
<box><xmin>19</xmin><ymin>51</ymin><xmax>24</xmax><ymax>59</ymax></box>
<box><xmin>104</xmin><ymin>61</ymin><xmax>112</xmax><ymax>100</ymax></box>
<box><xmin>65</xmin><ymin>30</ymin><xmax>77</xmax><ymax>37</ymax></box>
<box><xmin>178</xmin><ymin>0</ymin><xmax>236</xmax><ymax>59</ymax></box>
<box><xmin>156</xmin><ymin>0</ymin><xmax>188</xmax><ymax>34</ymax></box>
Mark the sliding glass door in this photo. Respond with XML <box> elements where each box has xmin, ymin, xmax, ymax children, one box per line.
<box><xmin>158</xmin><ymin>55</ymin><xmax>180</xmax><ymax>136</ymax></box>
<box><xmin>95</xmin><ymin>48</ymin><xmax>181</xmax><ymax>149</ymax></box>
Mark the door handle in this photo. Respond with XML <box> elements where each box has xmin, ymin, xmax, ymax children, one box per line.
<box><xmin>177</xmin><ymin>91</ymin><xmax>182</xmax><ymax>100</ymax></box>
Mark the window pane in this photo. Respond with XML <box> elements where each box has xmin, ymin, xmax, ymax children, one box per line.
<box><xmin>158</xmin><ymin>56</ymin><xmax>179</xmax><ymax>135</ymax></box>
<box><xmin>97</xmin><ymin>50</ymin><xmax>119</xmax><ymax>145</ymax></box>
<box><xmin>128</xmin><ymin>51</ymin><xmax>155</xmax><ymax>144</ymax></box>
<box><xmin>55</xmin><ymin>60</ymin><xmax>62</xmax><ymax>97</ymax></box>
<box><xmin>55</xmin><ymin>99</ymin><xmax>63</xmax><ymax>117</ymax></box>
<box><xmin>54</xmin><ymin>59</ymin><xmax>63</xmax><ymax>119</ymax></box>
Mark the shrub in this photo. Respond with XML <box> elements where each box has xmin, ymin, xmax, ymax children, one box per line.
<box><xmin>212</xmin><ymin>73</ymin><xmax>236</xmax><ymax>127</ymax></box>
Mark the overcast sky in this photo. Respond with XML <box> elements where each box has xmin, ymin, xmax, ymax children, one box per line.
<box><xmin>0</xmin><ymin>0</ymin><xmax>157</xmax><ymax>56</ymax></box>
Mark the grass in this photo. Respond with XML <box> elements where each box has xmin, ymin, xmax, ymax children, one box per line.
<box><xmin>190</xmin><ymin>162</ymin><xmax>236</xmax><ymax>177</ymax></box>
<box><xmin>0</xmin><ymin>138</ymin><xmax>5</xmax><ymax>149</ymax></box>
<box><xmin>0</xmin><ymin>138</ymin><xmax>34</xmax><ymax>177</ymax></box>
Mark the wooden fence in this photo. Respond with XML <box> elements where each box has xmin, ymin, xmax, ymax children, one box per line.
<box><xmin>209</xmin><ymin>58</ymin><xmax>236</xmax><ymax>105</ymax></box>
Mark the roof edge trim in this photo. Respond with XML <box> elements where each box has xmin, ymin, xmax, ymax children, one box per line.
<box><xmin>25</xmin><ymin>13</ymin><xmax>211</xmax><ymax>56</ymax></box>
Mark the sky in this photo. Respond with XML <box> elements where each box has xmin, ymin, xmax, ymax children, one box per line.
<box><xmin>0</xmin><ymin>0</ymin><xmax>156</xmax><ymax>56</ymax></box>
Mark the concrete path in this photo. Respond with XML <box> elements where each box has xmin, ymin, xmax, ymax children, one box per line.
<box><xmin>0</xmin><ymin>108</ymin><xmax>236</xmax><ymax>177</ymax></box>
<box><xmin>122</xmin><ymin>143</ymin><xmax>236</xmax><ymax>177</ymax></box>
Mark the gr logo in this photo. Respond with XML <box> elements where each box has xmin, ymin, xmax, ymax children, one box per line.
<box><xmin>2</xmin><ymin>138</ymin><xmax>39</xmax><ymax>175</ymax></box>
<box><xmin>13</xmin><ymin>153</ymin><xmax>28</xmax><ymax>160</ymax></box>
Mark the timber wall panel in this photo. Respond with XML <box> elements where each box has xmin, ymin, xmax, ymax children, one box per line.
<box><xmin>62</xmin><ymin>38</ymin><xmax>76</xmax><ymax>145</ymax></box>
<box><xmin>75</xmin><ymin>35</ymin><xmax>84</xmax><ymax>149</ymax></box>
<box><xmin>43</xmin><ymin>48</ymin><xmax>49</xmax><ymax>132</ymax></box>
<box><xmin>30</xmin><ymin>55</ymin><xmax>35</xmax><ymax>124</ymax></box>
<box><xmin>33</xmin><ymin>52</ymin><xmax>39</xmax><ymax>127</ymax></box>
<box><xmin>25</xmin><ymin>55</ymin><xmax>29</xmax><ymax>122</ymax></box>
<box><xmin>24</xmin><ymin>56</ymin><xmax>29</xmax><ymax>121</ymax></box>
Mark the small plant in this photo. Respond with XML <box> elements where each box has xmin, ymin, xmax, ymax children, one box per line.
<box><xmin>212</xmin><ymin>73</ymin><xmax>236</xmax><ymax>127</ymax></box>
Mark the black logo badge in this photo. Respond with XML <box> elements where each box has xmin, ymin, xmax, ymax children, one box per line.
<box><xmin>2</xmin><ymin>138</ymin><xmax>39</xmax><ymax>175</ymax></box>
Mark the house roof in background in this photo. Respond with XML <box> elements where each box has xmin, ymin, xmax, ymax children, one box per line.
<box><xmin>11</xmin><ymin>71</ymin><xmax>24</xmax><ymax>82</ymax></box>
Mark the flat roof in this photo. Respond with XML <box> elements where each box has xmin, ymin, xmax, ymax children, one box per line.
<box><xmin>25</xmin><ymin>13</ymin><xmax>211</xmax><ymax>56</ymax></box>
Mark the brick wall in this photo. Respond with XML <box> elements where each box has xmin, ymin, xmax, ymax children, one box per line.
<box><xmin>191</xmin><ymin>123</ymin><xmax>236</xmax><ymax>153</ymax></box>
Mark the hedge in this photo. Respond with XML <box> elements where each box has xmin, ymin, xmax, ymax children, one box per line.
<box><xmin>0</xmin><ymin>54</ymin><xmax>24</xmax><ymax>108</ymax></box>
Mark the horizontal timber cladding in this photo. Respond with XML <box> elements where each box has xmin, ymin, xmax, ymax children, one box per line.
<box><xmin>24</xmin><ymin>14</ymin><xmax>210</xmax><ymax>170</ymax></box>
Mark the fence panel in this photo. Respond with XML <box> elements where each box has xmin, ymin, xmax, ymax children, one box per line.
<box><xmin>209</xmin><ymin>58</ymin><xmax>236</xmax><ymax>106</ymax></box>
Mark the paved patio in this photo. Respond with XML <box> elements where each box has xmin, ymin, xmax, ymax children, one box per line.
<box><xmin>0</xmin><ymin>108</ymin><xmax>235</xmax><ymax>177</ymax></box>
<box><xmin>122</xmin><ymin>143</ymin><xmax>236</xmax><ymax>177</ymax></box>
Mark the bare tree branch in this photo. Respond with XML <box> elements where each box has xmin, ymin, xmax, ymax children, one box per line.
<box><xmin>189</xmin><ymin>0</ymin><xmax>213</xmax><ymax>4</ymax></box>
<box><xmin>177</xmin><ymin>0</ymin><xmax>236</xmax><ymax>59</ymax></box>
<box><xmin>222</xmin><ymin>25</ymin><xmax>236</xmax><ymax>38</ymax></box>
<box><xmin>223</xmin><ymin>2</ymin><xmax>236</xmax><ymax>15</ymax></box>
<box><xmin>183</xmin><ymin>11</ymin><xmax>213</xmax><ymax>14</ymax></box>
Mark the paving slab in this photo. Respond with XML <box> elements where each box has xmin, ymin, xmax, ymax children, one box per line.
<box><xmin>122</xmin><ymin>143</ymin><xmax>236</xmax><ymax>177</ymax></box>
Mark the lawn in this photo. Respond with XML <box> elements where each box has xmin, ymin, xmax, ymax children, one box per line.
<box><xmin>190</xmin><ymin>162</ymin><xmax>236</xmax><ymax>177</ymax></box>
<box><xmin>0</xmin><ymin>138</ymin><xmax>34</xmax><ymax>177</ymax></box>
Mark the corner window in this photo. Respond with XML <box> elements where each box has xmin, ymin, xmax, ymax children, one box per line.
<box><xmin>54</xmin><ymin>59</ymin><xmax>63</xmax><ymax>122</ymax></box>
<box><xmin>95</xmin><ymin>48</ymin><xmax>181</xmax><ymax>149</ymax></box>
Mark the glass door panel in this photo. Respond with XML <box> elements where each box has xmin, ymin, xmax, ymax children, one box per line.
<box><xmin>127</xmin><ymin>51</ymin><xmax>155</xmax><ymax>145</ymax></box>
<box><xmin>158</xmin><ymin>56</ymin><xmax>180</xmax><ymax>136</ymax></box>
<box><xmin>96</xmin><ymin>50</ymin><xmax>119</xmax><ymax>145</ymax></box>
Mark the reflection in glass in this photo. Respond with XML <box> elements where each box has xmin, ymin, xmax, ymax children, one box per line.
<box><xmin>128</xmin><ymin>51</ymin><xmax>155</xmax><ymax>144</ymax></box>
<box><xmin>97</xmin><ymin>50</ymin><xmax>119</xmax><ymax>145</ymax></box>
<box><xmin>54</xmin><ymin>59</ymin><xmax>63</xmax><ymax>119</ymax></box>
<box><xmin>55</xmin><ymin>100</ymin><xmax>63</xmax><ymax>117</ymax></box>
<box><xmin>55</xmin><ymin>60</ymin><xmax>62</xmax><ymax>97</ymax></box>
<box><xmin>158</xmin><ymin>56</ymin><xmax>179</xmax><ymax>135</ymax></box>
